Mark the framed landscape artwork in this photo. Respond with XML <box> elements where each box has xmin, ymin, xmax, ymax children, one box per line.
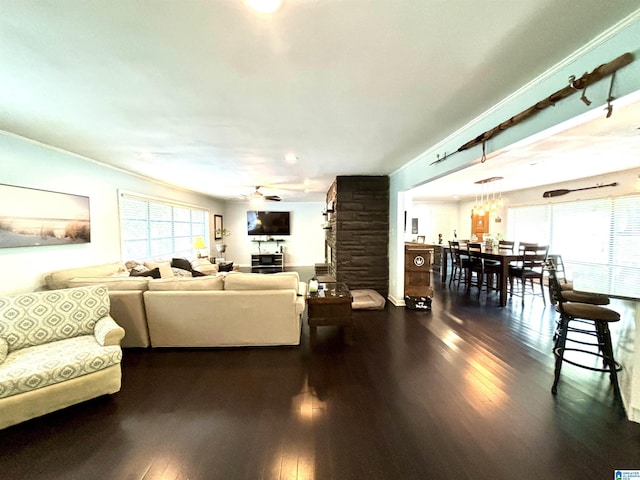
<box><xmin>0</xmin><ymin>184</ymin><xmax>91</xmax><ymax>248</ymax></box>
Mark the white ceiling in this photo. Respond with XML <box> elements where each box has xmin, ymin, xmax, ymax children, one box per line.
<box><xmin>1</xmin><ymin>1</ymin><xmax>639</xmax><ymax>202</ymax></box>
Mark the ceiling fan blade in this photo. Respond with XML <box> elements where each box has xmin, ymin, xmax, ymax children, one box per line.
<box><xmin>265</xmin><ymin>195</ymin><xmax>281</xmax><ymax>201</ymax></box>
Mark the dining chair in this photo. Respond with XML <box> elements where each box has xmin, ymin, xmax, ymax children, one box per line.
<box><xmin>483</xmin><ymin>239</ymin><xmax>515</xmax><ymax>290</ymax></box>
<box><xmin>509</xmin><ymin>244</ymin><xmax>549</xmax><ymax>306</ymax></box>
<box><xmin>547</xmin><ymin>266</ymin><xmax>622</xmax><ymax>400</ymax></box>
<box><xmin>448</xmin><ymin>241</ymin><xmax>471</xmax><ymax>288</ymax></box>
<box><xmin>465</xmin><ymin>242</ymin><xmax>502</xmax><ymax>297</ymax></box>
<box><xmin>498</xmin><ymin>240</ymin><xmax>515</xmax><ymax>251</ymax></box>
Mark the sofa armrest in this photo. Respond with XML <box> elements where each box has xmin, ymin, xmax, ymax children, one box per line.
<box><xmin>94</xmin><ymin>316</ymin><xmax>126</xmax><ymax>346</ymax></box>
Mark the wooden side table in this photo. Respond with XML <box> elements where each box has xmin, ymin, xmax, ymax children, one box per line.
<box><xmin>306</xmin><ymin>282</ymin><xmax>353</xmax><ymax>344</ymax></box>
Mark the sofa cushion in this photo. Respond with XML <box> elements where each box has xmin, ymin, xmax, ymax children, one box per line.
<box><xmin>0</xmin><ymin>338</ymin><xmax>7</xmax><ymax>364</ymax></box>
<box><xmin>0</xmin><ymin>285</ymin><xmax>110</xmax><ymax>353</ymax></box>
<box><xmin>65</xmin><ymin>276</ymin><xmax>150</xmax><ymax>291</ymax></box>
<box><xmin>0</xmin><ymin>335</ymin><xmax>122</xmax><ymax>399</ymax></box>
<box><xmin>147</xmin><ymin>275</ymin><xmax>225</xmax><ymax>291</ymax></box>
<box><xmin>45</xmin><ymin>262</ymin><xmax>127</xmax><ymax>290</ymax></box>
<box><xmin>223</xmin><ymin>272</ymin><xmax>299</xmax><ymax>291</ymax></box>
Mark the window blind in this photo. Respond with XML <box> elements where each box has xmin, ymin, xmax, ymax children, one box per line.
<box><xmin>508</xmin><ymin>194</ymin><xmax>640</xmax><ymax>298</ymax></box>
<box><xmin>119</xmin><ymin>194</ymin><xmax>208</xmax><ymax>261</ymax></box>
<box><xmin>506</xmin><ymin>204</ymin><xmax>551</xmax><ymax>245</ymax></box>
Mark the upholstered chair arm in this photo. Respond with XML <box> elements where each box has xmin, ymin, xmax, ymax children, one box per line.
<box><xmin>94</xmin><ymin>316</ymin><xmax>126</xmax><ymax>346</ymax></box>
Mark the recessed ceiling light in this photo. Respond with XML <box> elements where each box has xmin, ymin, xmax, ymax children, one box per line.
<box><xmin>284</xmin><ymin>153</ymin><xmax>298</xmax><ymax>164</ymax></box>
<box><xmin>244</xmin><ymin>0</ymin><xmax>283</xmax><ymax>14</ymax></box>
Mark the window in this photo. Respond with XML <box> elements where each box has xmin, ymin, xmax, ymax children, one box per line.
<box><xmin>507</xmin><ymin>194</ymin><xmax>640</xmax><ymax>298</ymax></box>
<box><xmin>119</xmin><ymin>193</ymin><xmax>209</xmax><ymax>260</ymax></box>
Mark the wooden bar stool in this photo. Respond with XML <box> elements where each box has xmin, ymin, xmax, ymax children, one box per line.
<box><xmin>547</xmin><ymin>268</ymin><xmax>622</xmax><ymax>400</ymax></box>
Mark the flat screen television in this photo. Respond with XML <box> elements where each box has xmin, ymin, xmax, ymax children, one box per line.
<box><xmin>247</xmin><ymin>211</ymin><xmax>291</xmax><ymax>236</ymax></box>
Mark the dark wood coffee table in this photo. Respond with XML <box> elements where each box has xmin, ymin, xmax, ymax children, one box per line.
<box><xmin>306</xmin><ymin>282</ymin><xmax>353</xmax><ymax>344</ymax></box>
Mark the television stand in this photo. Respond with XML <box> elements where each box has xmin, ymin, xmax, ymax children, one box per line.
<box><xmin>251</xmin><ymin>238</ymin><xmax>285</xmax><ymax>254</ymax></box>
<box><xmin>251</xmin><ymin>253</ymin><xmax>284</xmax><ymax>274</ymax></box>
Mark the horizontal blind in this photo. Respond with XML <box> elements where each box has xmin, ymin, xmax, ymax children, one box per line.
<box><xmin>506</xmin><ymin>204</ymin><xmax>551</xmax><ymax>245</ymax></box>
<box><xmin>119</xmin><ymin>194</ymin><xmax>209</xmax><ymax>261</ymax></box>
<box><xmin>610</xmin><ymin>195</ymin><xmax>640</xmax><ymax>298</ymax></box>
<box><xmin>508</xmin><ymin>194</ymin><xmax>640</xmax><ymax>298</ymax></box>
<box><xmin>551</xmin><ymin>198</ymin><xmax>612</xmax><ymax>295</ymax></box>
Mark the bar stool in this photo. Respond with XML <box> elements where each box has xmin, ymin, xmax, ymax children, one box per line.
<box><xmin>545</xmin><ymin>254</ymin><xmax>576</xmax><ymax>303</ymax></box>
<box><xmin>547</xmin><ymin>267</ymin><xmax>622</xmax><ymax>400</ymax></box>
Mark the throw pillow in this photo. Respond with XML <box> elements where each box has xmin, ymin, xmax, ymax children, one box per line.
<box><xmin>144</xmin><ymin>261</ymin><xmax>174</xmax><ymax>278</ymax></box>
<box><xmin>218</xmin><ymin>262</ymin><xmax>234</xmax><ymax>272</ymax></box>
<box><xmin>130</xmin><ymin>264</ymin><xmax>150</xmax><ymax>274</ymax></box>
<box><xmin>171</xmin><ymin>267</ymin><xmax>193</xmax><ymax>277</ymax></box>
<box><xmin>0</xmin><ymin>337</ymin><xmax>8</xmax><ymax>363</ymax></box>
<box><xmin>130</xmin><ymin>267</ymin><xmax>161</xmax><ymax>278</ymax></box>
<box><xmin>171</xmin><ymin>258</ymin><xmax>193</xmax><ymax>272</ymax></box>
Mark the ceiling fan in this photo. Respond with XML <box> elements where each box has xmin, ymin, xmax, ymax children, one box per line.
<box><xmin>247</xmin><ymin>186</ymin><xmax>281</xmax><ymax>202</ymax></box>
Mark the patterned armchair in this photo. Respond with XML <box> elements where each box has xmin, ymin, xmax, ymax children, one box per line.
<box><xmin>0</xmin><ymin>285</ymin><xmax>125</xmax><ymax>429</ymax></box>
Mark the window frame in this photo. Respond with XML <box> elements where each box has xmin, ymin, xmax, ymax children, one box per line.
<box><xmin>118</xmin><ymin>191</ymin><xmax>210</xmax><ymax>261</ymax></box>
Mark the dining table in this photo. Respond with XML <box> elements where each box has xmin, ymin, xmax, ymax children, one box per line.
<box><xmin>442</xmin><ymin>245</ymin><xmax>520</xmax><ymax>307</ymax></box>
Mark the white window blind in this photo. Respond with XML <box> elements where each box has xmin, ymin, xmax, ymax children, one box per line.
<box><xmin>506</xmin><ymin>204</ymin><xmax>551</xmax><ymax>245</ymax></box>
<box><xmin>508</xmin><ymin>194</ymin><xmax>640</xmax><ymax>298</ymax></box>
<box><xmin>119</xmin><ymin>194</ymin><xmax>208</xmax><ymax>261</ymax></box>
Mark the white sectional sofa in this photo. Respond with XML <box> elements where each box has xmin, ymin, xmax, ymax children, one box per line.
<box><xmin>0</xmin><ymin>285</ymin><xmax>125</xmax><ymax>429</ymax></box>
<box><xmin>44</xmin><ymin>264</ymin><xmax>307</xmax><ymax>348</ymax></box>
<box><xmin>143</xmin><ymin>272</ymin><xmax>307</xmax><ymax>347</ymax></box>
<box><xmin>45</xmin><ymin>262</ymin><xmax>153</xmax><ymax>348</ymax></box>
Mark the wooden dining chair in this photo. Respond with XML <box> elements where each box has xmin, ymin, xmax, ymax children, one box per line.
<box><xmin>448</xmin><ymin>241</ymin><xmax>470</xmax><ymax>288</ymax></box>
<box><xmin>498</xmin><ymin>240</ymin><xmax>515</xmax><ymax>251</ymax></box>
<box><xmin>509</xmin><ymin>244</ymin><xmax>549</xmax><ymax>306</ymax></box>
<box><xmin>483</xmin><ymin>239</ymin><xmax>515</xmax><ymax>290</ymax></box>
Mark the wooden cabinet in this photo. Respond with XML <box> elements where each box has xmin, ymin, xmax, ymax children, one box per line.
<box><xmin>404</xmin><ymin>243</ymin><xmax>432</xmax><ymax>296</ymax></box>
<box><xmin>471</xmin><ymin>211</ymin><xmax>490</xmax><ymax>241</ymax></box>
<box><xmin>251</xmin><ymin>253</ymin><xmax>284</xmax><ymax>273</ymax></box>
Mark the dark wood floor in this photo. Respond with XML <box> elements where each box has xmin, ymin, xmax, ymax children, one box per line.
<box><xmin>2</xmin><ymin>281</ymin><xmax>640</xmax><ymax>479</ymax></box>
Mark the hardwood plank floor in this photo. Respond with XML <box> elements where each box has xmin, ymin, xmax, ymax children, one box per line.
<box><xmin>2</xmin><ymin>282</ymin><xmax>639</xmax><ymax>479</ymax></box>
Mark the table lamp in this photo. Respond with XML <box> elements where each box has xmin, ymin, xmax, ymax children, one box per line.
<box><xmin>193</xmin><ymin>237</ymin><xmax>208</xmax><ymax>258</ymax></box>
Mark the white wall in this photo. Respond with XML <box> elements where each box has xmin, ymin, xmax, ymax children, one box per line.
<box><xmin>222</xmin><ymin>201</ymin><xmax>326</xmax><ymax>268</ymax></box>
<box><xmin>0</xmin><ymin>132</ymin><xmax>224</xmax><ymax>295</ymax></box>
<box><xmin>404</xmin><ymin>201</ymin><xmax>459</xmax><ymax>244</ymax></box>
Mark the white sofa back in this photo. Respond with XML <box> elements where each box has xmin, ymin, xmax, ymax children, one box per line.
<box><xmin>223</xmin><ymin>271</ymin><xmax>300</xmax><ymax>290</ymax></box>
<box><xmin>44</xmin><ymin>262</ymin><xmax>128</xmax><ymax>290</ymax></box>
<box><xmin>144</xmin><ymin>289</ymin><xmax>301</xmax><ymax>347</ymax></box>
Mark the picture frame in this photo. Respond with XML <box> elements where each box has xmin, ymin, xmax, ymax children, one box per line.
<box><xmin>0</xmin><ymin>183</ymin><xmax>91</xmax><ymax>248</ymax></box>
<box><xmin>214</xmin><ymin>214</ymin><xmax>223</xmax><ymax>239</ymax></box>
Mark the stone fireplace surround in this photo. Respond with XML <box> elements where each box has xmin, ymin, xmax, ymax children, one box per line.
<box><xmin>325</xmin><ymin>176</ymin><xmax>389</xmax><ymax>298</ymax></box>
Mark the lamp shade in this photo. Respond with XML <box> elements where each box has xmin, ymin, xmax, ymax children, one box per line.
<box><xmin>193</xmin><ymin>237</ymin><xmax>207</xmax><ymax>249</ymax></box>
